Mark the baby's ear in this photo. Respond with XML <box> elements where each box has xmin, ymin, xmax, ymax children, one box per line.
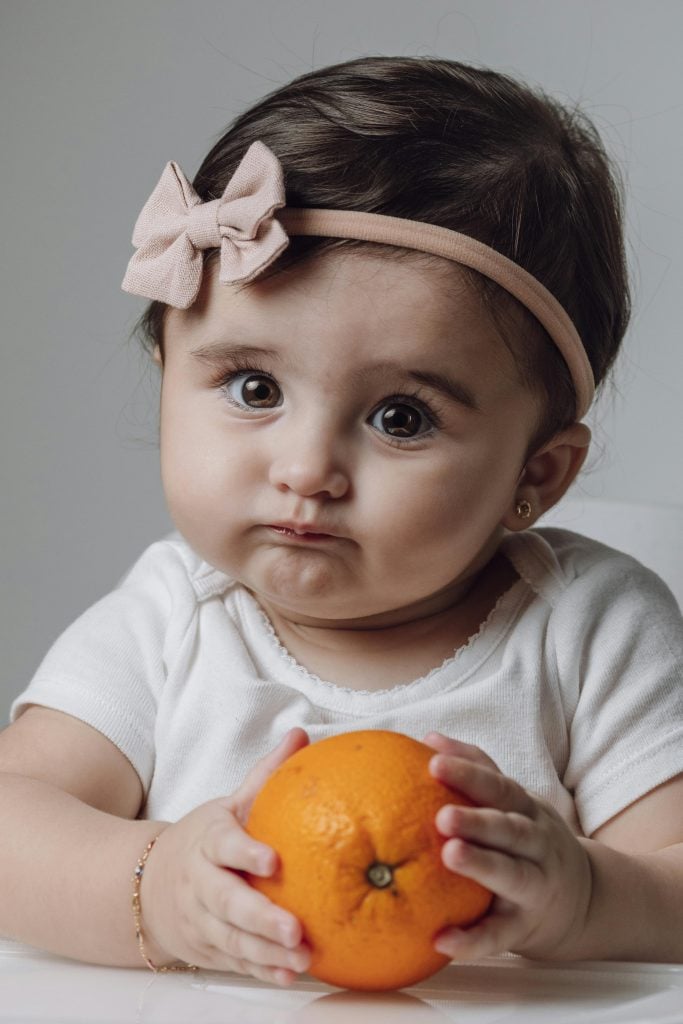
<box><xmin>502</xmin><ymin>423</ymin><xmax>591</xmax><ymax>530</ymax></box>
<box><xmin>152</xmin><ymin>344</ymin><xmax>163</xmax><ymax>367</ymax></box>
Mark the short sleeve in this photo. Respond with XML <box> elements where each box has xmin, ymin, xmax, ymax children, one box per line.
<box><xmin>9</xmin><ymin>538</ymin><xmax>197</xmax><ymax>794</ymax></box>
<box><xmin>558</xmin><ymin>556</ymin><xmax>683</xmax><ymax>837</ymax></box>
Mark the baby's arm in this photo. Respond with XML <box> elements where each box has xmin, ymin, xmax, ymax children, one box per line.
<box><xmin>0</xmin><ymin>706</ymin><xmax>160</xmax><ymax>964</ymax></box>
<box><xmin>425</xmin><ymin>732</ymin><xmax>683</xmax><ymax>962</ymax></box>
<box><xmin>0</xmin><ymin>708</ymin><xmax>311</xmax><ymax>983</ymax></box>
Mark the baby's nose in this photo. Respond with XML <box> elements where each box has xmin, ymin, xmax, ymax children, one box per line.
<box><xmin>268</xmin><ymin>432</ymin><xmax>350</xmax><ymax>499</ymax></box>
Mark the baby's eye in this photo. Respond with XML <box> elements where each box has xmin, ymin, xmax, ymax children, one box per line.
<box><xmin>369</xmin><ymin>401</ymin><xmax>433</xmax><ymax>440</ymax></box>
<box><xmin>223</xmin><ymin>372</ymin><xmax>282</xmax><ymax>410</ymax></box>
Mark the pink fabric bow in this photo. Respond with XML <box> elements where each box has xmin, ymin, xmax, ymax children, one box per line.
<box><xmin>121</xmin><ymin>141</ymin><xmax>290</xmax><ymax>308</ymax></box>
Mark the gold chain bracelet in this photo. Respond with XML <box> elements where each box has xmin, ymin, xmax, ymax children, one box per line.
<box><xmin>132</xmin><ymin>834</ymin><xmax>199</xmax><ymax>973</ymax></box>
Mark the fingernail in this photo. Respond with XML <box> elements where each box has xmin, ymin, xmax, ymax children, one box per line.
<box><xmin>278</xmin><ymin>922</ymin><xmax>298</xmax><ymax>947</ymax></box>
<box><xmin>436</xmin><ymin>804</ymin><xmax>456</xmax><ymax>834</ymax></box>
<box><xmin>255</xmin><ymin>849</ymin><xmax>275</xmax><ymax>875</ymax></box>
<box><xmin>288</xmin><ymin>946</ymin><xmax>310</xmax><ymax>969</ymax></box>
<box><xmin>435</xmin><ymin>928</ymin><xmax>463</xmax><ymax>954</ymax></box>
<box><xmin>444</xmin><ymin>837</ymin><xmax>467</xmax><ymax>865</ymax></box>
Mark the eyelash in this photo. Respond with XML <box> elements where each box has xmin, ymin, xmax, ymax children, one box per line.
<box><xmin>209</xmin><ymin>357</ymin><xmax>272</xmax><ymax>394</ymax></box>
<box><xmin>208</xmin><ymin>357</ymin><xmax>445</xmax><ymax>445</ymax></box>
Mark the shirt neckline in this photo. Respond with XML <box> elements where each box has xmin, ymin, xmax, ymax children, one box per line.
<box><xmin>234</xmin><ymin>564</ymin><xmax>533</xmax><ymax>712</ymax></box>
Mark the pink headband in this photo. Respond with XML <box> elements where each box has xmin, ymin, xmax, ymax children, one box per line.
<box><xmin>122</xmin><ymin>140</ymin><xmax>595</xmax><ymax>419</ymax></box>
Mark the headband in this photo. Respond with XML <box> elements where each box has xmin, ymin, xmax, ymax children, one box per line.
<box><xmin>121</xmin><ymin>140</ymin><xmax>595</xmax><ymax>419</ymax></box>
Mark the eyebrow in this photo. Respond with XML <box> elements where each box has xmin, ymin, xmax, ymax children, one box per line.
<box><xmin>395</xmin><ymin>366</ymin><xmax>475</xmax><ymax>409</ymax></box>
<box><xmin>360</xmin><ymin>362</ymin><xmax>480</xmax><ymax>412</ymax></box>
<box><xmin>191</xmin><ymin>341</ymin><xmax>282</xmax><ymax>364</ymax></box>
<box><xmin>190</xmin><ymin>341</ymin><xmax>480</xmax><ymax>412</ymax></box>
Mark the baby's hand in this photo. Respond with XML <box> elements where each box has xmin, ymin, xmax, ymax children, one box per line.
<box><xmin>139</xmin><ymin>728</ymin><xmax>312</xmax><ymax>984</ymax></box>
<box><xmin>424</xmin><ymin>732</ymin><xmax>592</xmax><ymax>961</ymax></box>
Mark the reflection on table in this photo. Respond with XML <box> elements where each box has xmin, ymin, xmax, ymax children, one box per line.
<box><xmin>1</xmin><ymin>937</ymin><xmax>682</xmax><ymax>1023</ymax></box>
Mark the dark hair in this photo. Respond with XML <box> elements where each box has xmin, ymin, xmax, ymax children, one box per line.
<box><xmin>131</xmin><ymin>55</ymin><xmax>630</xmax><ymax>460</ymax></box>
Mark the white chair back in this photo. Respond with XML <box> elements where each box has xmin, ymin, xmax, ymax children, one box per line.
<box><xmin>539</xmin><ymin>496</ymin><xmax>683</xmax><ymax>611</ymax></box>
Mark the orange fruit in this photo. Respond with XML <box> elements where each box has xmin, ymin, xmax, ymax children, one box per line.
<box><xmin>245</xmin><ymin>729</ymin><xmax>492</xmax><ymax>991</ymax></box>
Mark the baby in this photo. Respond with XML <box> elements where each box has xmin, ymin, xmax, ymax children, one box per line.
<box><xmin>1</xmin><ymin>55</ymin><xmax>681</xmax><ymax>984</ymax></box>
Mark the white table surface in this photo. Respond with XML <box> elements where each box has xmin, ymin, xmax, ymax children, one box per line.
<box><xmin>1</xmin><ymin>938</ymin><xmax>682</xmax><ymax>1024</ymax></box>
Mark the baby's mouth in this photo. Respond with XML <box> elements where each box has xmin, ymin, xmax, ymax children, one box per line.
<box><xmin>267</xmin><ymin>523</ymin><xmax>336</xmax><ymax>542</ymax></box>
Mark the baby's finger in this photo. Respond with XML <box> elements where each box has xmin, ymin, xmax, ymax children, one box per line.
<box><xmin>257</xmin><ymin>965</ymin><xmax>302</xmax><ymax>987</ymax></box>
<box><xmin>201</xmin><ymin>912</ymin><xmax>311</xmax><ymax>975</ymax></box>
<box><xmin>436</xmin><ymin>805</ymin><xmax>544</xmax><ymax>863</ymax></box>
<box><xmin>230</xmin><ymin>728</ymin><xmax>311</xmax><ymax>814</ymax></box>
<box><xmin>202</xmin><ymin>816</ymin><xmax>280</xmax><ymax>878</ymax></box>
<box><xmin>245</xmin><ymin>961</ymin><xmax>308</xmax><ymax>988</ymax></box>
<box><xmin>441</xmin><ymin>835</ymin><xmax>542</xmax><ymax>905</ymax></box>
<box><xmin>434</xmin><ymin>910</ymin><xmax>517</xmax><ymax>962</ymax></box>
<box><xmin>198</xmin><ymin>867</ymin><xmax>304</xmax><ymax>950</ymax></box>
<box><xmin>236</xmin><ymin>963</ymin><xmax>299</xmax><ymax>988</ymax></box>
<box><xmin>206</xmin><ymin>950</ymin><xmax>302</xmax><ymax>988</ymax></box>
<box><xmin>429</xmin><ymin>755</ymin><xmax>537</xmax><ymax>817</ymax></box>
<box><xmin>423</xmin><ymin>732</ymin><xmax>499</xmax><ymax>770</ymax></box>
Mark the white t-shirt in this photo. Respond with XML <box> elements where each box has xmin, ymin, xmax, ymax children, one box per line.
<box><xmin>9</xmin><ymin>527</ymin><xmax>683</xmax><ymax>837</ymax></box>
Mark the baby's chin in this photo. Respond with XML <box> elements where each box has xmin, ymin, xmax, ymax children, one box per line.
<box><xmin>252</xmin><ymin>549</ymin><xmax>355</xmax><ymax>610</ymax></box>
<box><xmin>195</xmin><ymin>541</ymin><xmax>449</xmax><ymax>626</ymax></box>
<box><xmin>236</xmin><ymin>553</ymin><xmax>387</xmax><ymax>625</ymax></box>
<box><xmin>246</xmin><ymin>574</ymin><xmax>442</xmax><ymax>632</ymax></box>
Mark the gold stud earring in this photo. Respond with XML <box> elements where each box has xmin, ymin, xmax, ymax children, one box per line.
<box><xmin>515</xmin><ymin>499</ymin><xmax>532</xmax><ymax>520</ymax></box>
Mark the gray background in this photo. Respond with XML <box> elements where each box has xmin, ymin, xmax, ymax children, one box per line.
<box><xmin>2</xmin><ymin>0</ymin><xmax>682</xmax><ymax>721</ymax></box>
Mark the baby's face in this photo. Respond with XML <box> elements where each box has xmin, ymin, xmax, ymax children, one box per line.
<box><xmin>159</xmin><ymin>252</ymin><xmax>540</xmax><ymax>626</ymax></box>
